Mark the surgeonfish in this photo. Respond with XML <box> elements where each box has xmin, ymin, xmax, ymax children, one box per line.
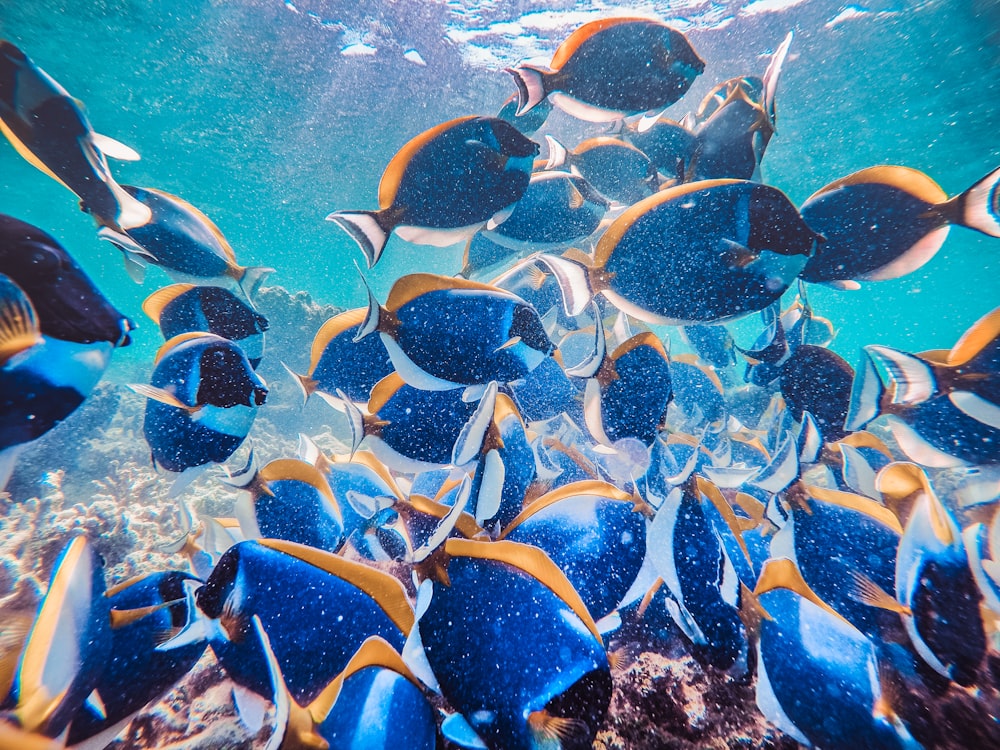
<box><xmin>799</xmin><ymin>165</ymin><xmax>1000</xmax><ymax>287</ymax></box>
<box><xmin>585</xmin><ymin>331</ymin><xmax>673</xmax><ymax>446</ymax></box>
<box><xmin>326</xmin><ymin>116</ymin><xmax>539</xmax><ymax>266</ymax></box>
<box><xmin>544</xmin><ymin>136</ymin><xmax>659</xmax><ymax>206</ymax></box>
<box><xmin>541</xmin><ymin>179</ymin><xmax>820</xmax><ymax>325</ymax></box>
<box><xmin>878</xmin><ymin>462</ymin><xmax>986</xmax><ymax>686</ymax></box>
<box><xmin>414</xmin><ymin>538</ymin><xmax>611</xmax><ymax>750</ymax></box>
<box><xmin>847</xmin><ymin>307</ymin><xmax>1000</xmax><ymax>466</ymax></box>
<box><xmin>779</xmin><ymin>343</ymin><xmax>854</xmax><ymax>443</ymax></box>
<box><xmin>679</xmin><ymin>323</ymin><xmax>737</xmax><ymax>371</ymax></box>
<box><xmin>357</xmin><ymin>273</ymin><xmax>554</xmax><ymax>391</ymax></box>
<box><xmin>500</xmin><ymin>480</ymin><xmax>647</xmax><ymax>620</ymax></box>
<box><xmin>341</xmin><ymin>373</ymin><xmax>496</xmax><ymax>474</ymax></box>
<box><xmin>130</xmin><ymin>332</ymin><xmax>267</xmax><ymax>476</ymax></box>
<box><xmin>66</xmin><ymin>571</ymin><xmax>207</xmax><ymax>749</ymax></box>
<box><xmin>478</xmin><ymin>170</ymin><xmax>609</xmax><ymax>250</ymax></box>
<box><xmin>231</xmin><ymin>458</ymin><xmax>345</xmax><ymax>553</ymax></box>
<box><xmin>284</xmin><ymin>308</ymin><xmax>393</xmax><ymax>405</ymax></box>
<box><xmin>142</xmin><ymin>284</ymin><xmax>269</xmax><ymax>368</ymax></box>
<box><xmin>621</xmin><ymin>117</ymin><xmax>697</xmax><ymax>184</ymax></box>
<box><xmin>753</xmin><ymin>559</ymin><xmax>919</xmax><ymax>750</ymax></box>
<box><xmin>0</xmin><ymin>215</ymin><xmax>134</xmax><ymax>346</ymax></box>
<box><xmin>0</xmin><ymin>40</ymin><xmax>150</xmax><ymax>231</ymax></box>
<box><xmin>2</xmin><ymin>537</ymin><xmax>111</xmax><ymax>739</ymax></box>
<box><xmin>185</xmin><ymin>539</ymin><xmax>413</xmax><ymax>706</ymax></box>
<box><xmin>1</xmin><ymin>217</ymin><xmax>132</xmax><ymax>486</ymax></box>
<box><xmin>505</xmin><ymin>17</ymin><xmax>704</xmax><ymax>123</ymax></box>
<box><xmin>97</xmin><ymin>185</ymin><xmax>274</xmax><ymax>296</ymax></box>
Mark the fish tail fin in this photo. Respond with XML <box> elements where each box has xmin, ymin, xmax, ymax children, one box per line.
<box><xmin>339</xmin><ymin>391</ymin><xmax>366</xmax><ymax>457</ymax></box>
<box><xmin>940</xmin><ymin>165</ymin><xmax>1000</xmax><ymax>237</ymax></box>
<box><xmin>864</xmin><ymin>345</ymin><xmax>938</xmax><ymax>405</ymax></box>
<box><xmin>281</xmin><ymin>362</ymin><xmax>317</xmax><ymax>406</ymax></box>
<box><xmin>235</xmin><ymin>265</ymin><xmax>275</xmax><ymax>302</ymax></box>
<box><xmin>326</xmin><ymin>209</ymin><xmax>395</xmax><ymax>267</ymax></box>
<box><xmin>535</xmin><ymin>253</ymin><xmax>595</xmax><ymax>318</ymax></box>
<box><xmin>505</xmin><ymin>65</ymin><xmax>548</xmax><ymax>116</ymax></box>
<box><xmin>845</xmin><ymin>349</ymin><xmax>885</xmax><ymax>432</ymax></box>
<box><xmin>762</xmin><ymin>31</ymin><xmax>794</xmax><ymax>128</ymax></box>
<box><xmin>544</xmin><ymin>134</ymin><xmax>568</xmax><ymax>170</ymax></box>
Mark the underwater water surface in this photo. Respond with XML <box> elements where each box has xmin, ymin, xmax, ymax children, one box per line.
<box><xmin>1</xmin><ymin>0</ymin><xmax>1000</xmax><ymax>749</ymax></box>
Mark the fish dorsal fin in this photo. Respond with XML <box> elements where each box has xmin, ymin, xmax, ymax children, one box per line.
<box><xmin>153</xmin><ymin>331</ymin><xmax>215</xmax><ymax>366</ymax></box>
<box><xmin>444</xmin><ymin>538</ymin><xmax>603</xmax><ymax>643</ymax></box>
<box><xmin>836</xmin><ymin>431</ymin><xmax>893</xmax><ymax>460</ymax></box>
<box><xmin>0</xmin><ymin>275</ymin><xmax>40</xmax><ymax>364</ymax></box>
<box><xmin>259</xmin><ymin>459</ymin><xmax>342</xmax><ymax>526</ymax></box>
<box><xmin>367</xmin><ymin>372</ymin><xmax>407</xmax><ymax>414</ymax></box>
<box><xmin>307</xmin><ymin>636</ymin><xmax>420</xmax><ymax>725</ymax></box>
<box><xmin>109</xmin><ymin>599</ymin><xmax>184</xmax><ymax>629</ymax></box>
<box><xmin>754</xmin><ymin>558</ymin><xmax>853</xmax><ymax>628</ymax></box>
<box><xmin>258</xmin><ymin>539</ymin><xmax>414</xmax><ymax>634</ymax></box>
<box><xmin>611</xmin><ymin>331</ymin><xmax>668</xmax><ymax>362</ymax></box>
<box><xmin>379</xmin><ymin>116</ymin><xmax>479</xmax><ymax>209</ymax></box>
<box><xmin>803</xmin><ymin>485</ymin><xmax>903</xmax><ymax>534</ymax></box>
<box><xmin>806</xmin><ymin>166</ymin><xmax>947</xmax><ymax>207</ymax></box>
<box><xmin>594</xmin><ymin>180</ymin><xmax>742</xmax><ymax>267</ymax></box>
<box><xmin>876</xmin><ymin>462</ymin><xmax>955</xmax><ymax>545</ymax></box>
<box><xmin>309</xmin><ymin>308</ymin><xmax>367</xmax><ymax>373</ymax></box>
<box><xmin>384</xmin><ymin>272</ymin><xmax>514</xmax><ymax>313</ymax></box>
<box><xmin>549</xmin><ymin>16</ymin><xmax>655</xmax><ymax>70</ymax></box>
<box><xmin>349</xmin><ymin>451</ymin><xmax>405</xmax><ymax>500</ymax></box>
<box><xmin>500</xmin><ymin>479</ymin><xmax>632</xmax><ymax>538</ymax></box>
<box><xmin>696</xmin><ymin>476</ymin><xmax>753</xmax><ymax>567</ymax></box>
<box><xmin>142</xmin><ymin>283</ymin><xmax>198</xmax><ymax>325</ymax></box>
<box><xmin>948</xmin><ymin>306</ymin><xmax>1000</xmax><ymax>367</ymax></box>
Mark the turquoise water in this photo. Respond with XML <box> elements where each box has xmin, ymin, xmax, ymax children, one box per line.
<box><xmin>1</xmin><ymin>0</ymin><xmax>998</xmax><ymax>374</ymax></box>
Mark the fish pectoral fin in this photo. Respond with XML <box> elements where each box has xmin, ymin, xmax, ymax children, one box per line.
<box><xmin>718</xmin><ymin>238</ymin><xmax>757</xmax><ymax>269</ymax></box>
<box><xmin>494</xmin><ymin>335</ymin><xmax>522</xmax><ymax>352</ymax></box>
<box><xmin>127</xmin><ymin>384</ymin><xmax>199</xmax><ymax>412</ymax></box>
<box><xmin>91</xmin><ymin>132</ymin><xmax>141</xmax><ymax>161</ymax></box>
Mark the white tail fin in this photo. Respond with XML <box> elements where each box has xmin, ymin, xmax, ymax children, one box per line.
<box><xmin>326</xmin><ymin>210</ymin><xmax>392</xmax><ymax>267</ymax></box>
<box><xmin>505</xmin><ymin>65</ymin><xmax>547</xmax><ymax>116</ymax></box>
<box><xmin>945</xmin><ymin>165</ymin><xmax>1000</xmax><ymax>237</ymax></box>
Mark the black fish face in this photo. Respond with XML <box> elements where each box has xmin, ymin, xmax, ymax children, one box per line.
<box><xmin>510</xmin><ymin>302</ymin><xmax>555</xmax><ymax>355</ymax></box>
<box><xmin>0</xmin><ymin>214</ymin><xmax>133</xmax><ymax>345</ymax></box>
<box><xmin>196</xmin><ymin>342</ymin><xmax>268</xmax><ymax>408</ymax></box>
<box><xmin>489</xmin><ymin>117</ymin><xmax>540</xmax><ymax>159</ymax></box>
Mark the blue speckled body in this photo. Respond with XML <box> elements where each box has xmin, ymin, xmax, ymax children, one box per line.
<box><xmin>195</xmin><ymin>541</ymin><xmax>409</xmax><ymax>705</ymax></box>
<box><xmin>252</xmin><ymin>478</ymin><xmax>345</xmax><ymax>553</ymax></box>
<box><xmin>418</xmin><ymin>541</ymin><xmax>611</xmax><ymax>750</ymax></box>
<box><xmin>502</xmin><ymin>488</ymin><xmax>646</xmax><ymax>619</ymax></box>
<box><xmin>66</xmin><ymin>571</ymin><xmax>206</xmax><ymax>746</ymax></box>
<box><xmin>600</xmin><ymin>338</ymin><xmax>672</xmax><ymax>444</ymax></box>
<box><xmin>316</xmin><ymin>666</ymin><xmax>437</xmax><ymax>750</ymax></box>
<box><xmin>311</xmin><ymin>319</ymin><xmax>393</xmax><ymax>403</ymax></box>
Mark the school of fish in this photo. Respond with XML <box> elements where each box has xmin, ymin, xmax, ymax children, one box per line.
<box><xmin>1</xmin><ymin>15</ymin><xmax>999</xmax><ymax>750</ymax></box>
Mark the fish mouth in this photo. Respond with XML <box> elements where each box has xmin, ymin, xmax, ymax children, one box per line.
<box><xmin>0</xmin><ymin>41</ymin><xmax>27</xmax><ymax>64</ymax></box>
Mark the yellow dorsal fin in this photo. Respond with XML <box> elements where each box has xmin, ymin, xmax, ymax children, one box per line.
<box><xmin>367</xmin><ymin>373</ymin><xmax>406</xmax><ymax>414</ymax></box>
<box><xmin>109</xmin><ymin>599</ymin><xmax>183</xmax><ymax>629</ymax></box>
<box><xmin>259</xmin><ymin>539</ymin><xmax>414</xmax><ymax>634</ymax></box>
<box><xmin>141</xmin><ymin>283</ymin><xmax>197</xmax><ymax>324</ymax></box>
<box><xmin>309</xmin><ymin>308</ymin><xmax>367</xmax><ymax>374</ymax></box>
<box><xmin>948</xmin><ymin>306</ymin><xmax>1000</xmax><ymax>367</ymax></box>
<box><xmin>259</xmin><ymin>459</ymin><xmax>342</xmax><ymax>527</ymax></box>
<box><xmin>143</xmin><ymin>187</ymin><xmax>238</xmax><ymax>265</ymax></box>
<box><xmin>501</xmin><ymin>480</ymin><xmax>632</xmax><ymax>538</ymax></box>
<box><xmin>803</xmin><ymin>485</ymin><xmax>903</xmax><ymax>535</ymax></box>
<box><xmin>445</xmin><ymin>538</ymin><xmax>603</xmax><ymax>644</ymax></box>
<box><xmin>307</xmin><ymin>636</ymin><xmax>420</xmax><ymax>724</ymax></box>
<box><xmin>696</xmin><ymin>477</ymin><xmax>752</xmax><ymax>567</ymax></box>
<box><xmin>153</xmin><ymin>331</ymin><xmax>215</xmax><ymax>366</ymax></box>
<box><xmin>835</xmin><ymin>431</ymin><xmax>894</xmax><ymax>460</ymax></box>
<box><xmin>754</xmin><ymin>558</ymin><xmax>853</xmax><ymax>628</ymax></box>
<box><xmin>384</xmin><ymin>272</ymin><xmax>512</xmax><ymax>313</ymax></box>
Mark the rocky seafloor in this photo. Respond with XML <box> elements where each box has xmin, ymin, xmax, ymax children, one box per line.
<box><xmin>2</xmin><ymin>285</ymin><xmax>999</xmax><ymax>750</ymax></box>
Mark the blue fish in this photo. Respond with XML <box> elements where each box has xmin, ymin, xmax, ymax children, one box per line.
<box><xmin>188</xmin><ymin>539</ymin><xmax>413</xmax><ymax>706</ymax></box>
<box><xmin>753</xmin><ymin>559</ymin><xmax>919</xmax><ymax>750</ymax></box>
<box><xmin>232</xmin><ymin>458</ymin><xmax>345</xmax><ymax>553</ymax></box>
<box><xmin>680</xmin><ymin>323</ymin><xmax>737</xmax><ymax>370</ymax></box>
<box><xmin>0</xmin><ymin>41</ymin><xmax>150</xmax><ymax>231</ymax></box>
<box><xmin>622</xmin><ymin>117</ymin><xmax>697</xmax><ymax>184</ymax></box>
<box><xmin>501</xmin><ymin>480</ymin><xmax>647</xmax><ymax>620</ymax></box>
<box><xmin>779</xmin><ymin>343</ymin><xmax>855</xmax><ymax>443</ymax></box>
<box><xmin>284</xmin><ymin>307</ymin><xmax>393</xmax><ymax>405</ymax></box>
<box><xmin>143</xmin><ymin>283</ymin><xmax>269</xmax><ymax>368</ymax></box>
<box><xmin>497</xmin><ymin>92</ymin><xmax>552</xmax><ymax>136</ymax></box>
<box><xmin>544</xmin><ymin>136</ymin><xmax>659</xmax><ymax>206</ymax></box>
<box><xmin>543</xmin><ymin>179</ymin><xmax>819</xmax><ymax>325</ymax></box>
<box><xmin>327</xmin><ymin>116</ymin><xmax>538</xmax><ymax>266</ymax></box>
<box><xmin>506</xmin><ymin>18</ymin><xmax>704</xmax><ymax>123</ymax></box>
<box><xmin>358</xmin><ymin>273</ymin><xmax>553</xmax><ymax>391</ymax></box>
<box><xmin>2</xmin><ymin>537</ymin><xmax>111</xmax><ymax>739</ymax></box>
<box><xmin>97</xmin><ymin>185</ymin><xmax>273</xmax><ymax>295</ymax></box>
<box><xmin>799</xmin><ymin>165</ymin><xmax>1000</xmax><ymax>286</ymax></box>
<box><xmin>130</xmin><ymin>332</ymin><xmax>267</xmax><ymax>475</ymax></box>
<box><xmin>415</xmin><ymin>538</ymin><xmax>611</xmax><ymax>750</ymax></box>
<box><xmin>66</xmin><ymin>571</ymin><xmax>206</xmax><ymax>748</ymax></box>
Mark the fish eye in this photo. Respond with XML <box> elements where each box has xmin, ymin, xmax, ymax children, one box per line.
<box><xmin>22</xmin><ymin>242</ymin><xmax>61</xmax><ymax>273</ymax></box>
